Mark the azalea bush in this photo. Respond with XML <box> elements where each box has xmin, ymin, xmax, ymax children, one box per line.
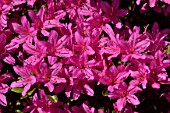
<box><xmin>0</xmin><ymin>0</ymin><xmax>170</xmax><ymax>112</ymax></box>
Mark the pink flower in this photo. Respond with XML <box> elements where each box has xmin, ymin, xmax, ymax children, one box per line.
<box><xmin>108</xmin><ymin>82</ymin><xmax>141</xmax><ymax>111</ymax></box>
<box><xmin>129</xmin><ymin>60</ymin><xmax>150</xmax><ymax>89</ymax></box>
<box><xmin>56</xmin><ymin>70</ymin><xmax>94</xmax><ymax>100</ymax></box>
<box><xmin>54</xmin><ymin>68</ymin><xmax>74</xmax><ymax>98</ymax></box>
<box><xmin>100</xmin><ymin>0</ymin><xmax>128</xmax><ymax>27</ymax></box>
<box><xmin>46</xmin><ymin>30</ymin><xmax>73</xmax><ymax>57</ymax></box>
<box><xmin>12</xmin><ymin>16</ymin><xmax>37</xmax><ymax>44</ymax></box>
<box><xmin>69</xmin><ymin>53</ymin><xmax>97</xmax><ymax>80</ymax></box>
<box><xmin>72</xmin><ymin>74</ymin><xmax>94</xmax><ymax>100</ymax></box>
<box><xmin>10</xmin><ymin>66</ymin><xmax>36</xmax><ymax>96</ymax></box>
<box><xmin>99</xmin><ymin>65</ymin><xmax>129</xmax><ymax>87</ymax></box>
<box><xmin>100</xmin><ymin>38</ymin><xmax>120</xmax><ymax>60</ymax></box>
<box><xmin>74</xmin><ymin>31</ymin><xmax>95</xmax><ymax>55</ymax></box>
<box><xmin>118</xmin><ymin>27</ymin><xmax>150</xmax><ymax>62</ymax></box>
<box><xmin>36</xmin><ymin>62</ymin><xmax>66</xmax><ymax>92</ymax></box>
<box><xmin>84</xmin><ymin>12</ymin><xmax>109</xmax><ymax>29</ymax></box>
<box><xmin>24</xmin><ymin>90</ymin><xmax>69</xmax><ymax>113</ymax></box>
<box><xmin>148</xmin><ymin>22</ymin><xmax>170</xmax><ymax>54</ymax></box>
<box><xmin>147</xmin><ymin>50</ymin><xmax>170</xmax><ymax>89</ymax></box>
<box><xmin>28</xmin><ymin>7</ymin><xmax>47</xmax><ymax>35</ymax></box>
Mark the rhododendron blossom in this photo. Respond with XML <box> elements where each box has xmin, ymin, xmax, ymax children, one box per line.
<box><xmin>0</xmin><ymin>0</ymin><xmax>170</xmax><ymax>112</ymax></box>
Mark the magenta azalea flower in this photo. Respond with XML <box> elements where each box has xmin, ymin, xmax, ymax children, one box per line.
<box><xmin>24</xmin><ymin>90</ymin><xmax>69</xmax><ymax>113</ymax></box>
<box><xmin>36</xmin><ymin>62</ymin><xmax>66</xmax><ymax>92</ymax></box>
<box><xmin>10</xmin><ymin>66</ymin><xmax>36</xmax><ymax>96</ymax></box>
<box><xmin>12</xmin><ymin>16</ymin><xmax>37</xmax><ymax>44</ymax></box>
<box><xmin>74</xmin><ymin>31</ymin><xmax>95</xmax><ymax>55</ymax></box>
<box><xmin>99</xmin><ymin>65</ymin><xmax>129</xmax><ymax>87</ymax></box>
<box><xmin>46</xmin><ymin>30</ymin><xmax>73</xmax><ymax>58</ymax></box>
<box><xmin>118</xmin><ymin>27</ymin><xmax>150</xmax><ymax>62</ymax></box>
<box><xmin>100</xmin><ymin>0</ymin><xmax>128</xmax><ymax>27</ymax></box>
<box><xmin>108</xmin><ymin>82</ymin><xmax>141</xmax><ymax>111</ymax></box>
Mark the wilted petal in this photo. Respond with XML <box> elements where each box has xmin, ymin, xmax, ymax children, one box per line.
<box><xmin>0</xmin><ymin>33</ymin><xmax>6</xmax><ymax>48</ymax></box>
<box><xmin>100</xmin><ymin>1</ymin><xmax>110</xmax><ymax>13</ymax></box>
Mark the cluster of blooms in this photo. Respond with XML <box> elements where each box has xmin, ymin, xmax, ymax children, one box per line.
<box><xmin>0</xmin><ymin>0</ymin><xmax>170</xmax><ymax>112</ymax></box>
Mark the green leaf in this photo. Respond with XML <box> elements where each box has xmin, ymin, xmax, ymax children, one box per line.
<box><xmin>20</xmin><ymin>95</ymin><xmax>28</xmax><ymax>100</ymax></box>
<box><xmin>47</xmin><ymin>95</ymin><xmax>58</xmax><ymax>103</ymax></box>
<box><xmin>34</xmin><ymin>6</ymin><xmax>38</xmax><ymax>12</ymax></box>
<box><xmin>16</xmin><ymin>100</ymin><xmax>21</xmax><ymax>106</ymax></box>
<box><xmin>11</xmin><ymin>88</ymin><xmax>23</xmax><ymax>93</ymax></box>
<box><xmin>27</xmin><ymin>88</ymin><xmax>36</xmax><ymax>96</ymax></box>
<box><xmin>112</xmin><ymin>111</ymin><xmax>116</xmax><ymax>113</ymax></box>
<box><xmin>15</xmin><ymin>109</ymin><xmax>23</xmax><ymax>113</ymax></box>
<box><xmin>102</xmin><ymin>90</ymin><xmax>108</xmax><ymax>96</ymax></box>
<box><xmin>30</xmin><ymin>72</ymin><xmax>34</xmax><ymax>76</ymax></box>
<box><xmin>166</xmin><ymin>45</ymin><xmax>170</xmax><ymax>54</ymax></box>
